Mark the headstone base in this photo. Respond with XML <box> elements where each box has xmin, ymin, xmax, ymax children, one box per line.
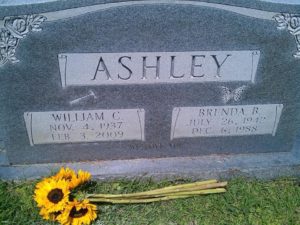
<box><xmin>1</xmin><ymin>139</ymin><xmax>299</xmax><ymax>180</ymax></box>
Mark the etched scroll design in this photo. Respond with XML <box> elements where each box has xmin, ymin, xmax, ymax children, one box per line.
<box><xmin>274</xmin><ymin>13</ymin><xmax>300</xmax><ymax>58</ymax></box>
<box><xmin>0</xmin><ymin>14</ymin><xmax>46</xmax><ymax>67</ymax></box>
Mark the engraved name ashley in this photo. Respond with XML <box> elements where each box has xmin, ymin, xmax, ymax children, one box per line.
<box><xmin>91</xmin><ymin>54</ymin><xmax>231</xmax><ymax>81</ymax></box>
<box><xmin>59</xmin><ymin>51</ymin><xmax>259</xmax><ymax>87</ymax></box>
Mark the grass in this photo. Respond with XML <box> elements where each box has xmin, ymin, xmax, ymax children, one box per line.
<box><xmin>0</xmin><ymin>177</ymin><xmax>300</xmax><ymax>225</ymax></box>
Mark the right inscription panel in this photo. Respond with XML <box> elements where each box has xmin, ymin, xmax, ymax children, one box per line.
<box><xmin>171</xmin><ymin>104</ymin><xmax>283</xmax><ymax>140</ymax></box>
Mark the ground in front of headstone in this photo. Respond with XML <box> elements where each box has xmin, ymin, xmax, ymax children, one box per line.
<box><xmin>0</xmin><ymin>177</ymin><xmax>299</xmax><ymax>225</ymax></box>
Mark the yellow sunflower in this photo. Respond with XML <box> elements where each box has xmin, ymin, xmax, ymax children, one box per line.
<box><xmin>53</xmin><ymin>167</ymin><xmax>77</xmax><ymax>188</ymax></box>
<box><xmin>39</xmin><ymin>207</ymin><xmax>61</xmax><ymax>221</ymax></box>
<box><xmin>35</xmin><ymin>177</ymin><xmax>53</xmax><ymax>189</ymax></box>
<box><xmin>53</xmin><ymin>167</ymin><xmax>91</xmax><ymax>189</ymax></box>
<box><xmin>57</xmin><ymin>199</ymin><xmax>97</xmax><ymax>225</ymax></box>
<box><xmin>34</xmin><ymin>178</ymin><xmax>70</xmax><ymax>213</ymax></box>
<box><xmin>75</xmin><ymin>169</ymin><xmax>92</xmax><ymax>186</ymax></box>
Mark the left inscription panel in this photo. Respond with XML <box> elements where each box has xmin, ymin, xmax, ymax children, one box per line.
<box><xmin>24</xmin><ymin>109</ymin><xmax>145</xmax><ymax>145</ymax></box>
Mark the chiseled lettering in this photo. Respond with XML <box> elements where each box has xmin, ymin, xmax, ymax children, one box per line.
<box><xmin>252</xmin><ymin>107</ymin><xmax>259</xmax><ymax>115</ymax></box>
<box><xmin>118</xmin><ymin>56</ymin><xmax>133</xmax><ymax>80</ymax></box>
<box><xmin>112</xmin><ymin>111</ymin><xmax>120</xmax><ymax>120</ymax></box>
<box><xmin>95</xmin><ymin>112</ymin><xmax>104</xmax><ymax>120</ymax></box>
<box><xmin>52</xmin><ymin>114</ymin><xmax>62</xmax><ymax>122</ymax></box>
<box><xmin>170</xmin><ymin>56</ymin><xmax>184</xmax><ymax>78</ymax></box>
<box><xmin>192</xmin><ymin>127</ymin><xmax>212</xmax><ymax>134</ymax></box>
<box><xmin>91</xmin><ymin>57</ymin><xmax>112</xmax><ymax>81</ymax></box>
<box><xmin>50</xmin><ymin>124</ymin><xmax>72</xmax><ymax>132</ymax></box>
<box><xmin>142</xmin><ymin>56</ymin><xmax>161</xmax><ymax>80</ymax></box>
<box><xmin>60</xmin><ymin>51</ymin><xmax>259</xmax><ymax>87</ymax></box>
<box><xmin>51</xmin><ymin>133</ymin><xmax>71</xmax><ymax>141</ymax></box>
<box><xmin>211</xmin><ymin>54</ymin><xmax>232</xmax><ymax>78</ymax></box>
<box><xmin>190</xmin><ymin>55</ymin><xmax>205</xmax><ymax>78</ymax></box>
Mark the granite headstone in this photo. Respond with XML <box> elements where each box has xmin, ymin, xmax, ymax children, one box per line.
<box><xmin>0</xmin><ymin>0</ymin><xmax>300</xmax><ymax>179</ymax></box>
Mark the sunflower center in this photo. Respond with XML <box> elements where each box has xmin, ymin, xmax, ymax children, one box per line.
<box><xmin>47</xmin><ymin>188</ymin><xmax>64</xmax><ymax>203</ymax></box>
<box><xmin>70</xmin><ymin>207</ymin><xmax>88</xmax><ymax>218</ymax></box>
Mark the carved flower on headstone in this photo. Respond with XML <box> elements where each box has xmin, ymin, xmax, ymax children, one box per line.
<box><xmin>0</xmin><ymin>14</ymin><xmax>46</xmax><ymax>67</ymax></box>
<box><xmin>0</xmin><ymin>29</ymin><xmax>18</xmax><ymax>48</ymax></box>
<box><xmin>274</xmin><ymin>14</ymin><xmax>300</xmax><ymax>35</ymax></box>
<box><xmin>0</xmin><ymin>29</ymin><xmax>19</xmax><ymax>65</ymax></box>
<box><xmin>274</xmin><ymin>13</ymin><xmax>300</xmax><ymax>58</ymax></box>
<box><xmin>274</xmin><ymin>14</ymin><xmax>288</xmax><ymax>30</ymax></box>
<box><xmin>5</xmin><ymin>17</ymin><xmax>30</xmax><ymax>38</ymax></box>
<box><xmin>0</xmin><ymin>50</ymin><xmax>6</xmax><ymax>66</ymax></box>
<box><xmin>0</xmin><ymin>47</ymin><xmax>19</xmax><ymax>65</ymax></box>
<box><xmin>290</xmin><ymin>16</ymin><xmax>300</xmax><ymax>35</ymax></box>
<box><xmin>4</xmin><ymin>15</ymin><xmax>46</xmax><ymax>39</ymax></box>
<box><xmin>27</xmin><ymin>15</ymin><xmax>47</xmax><ymax>32</ymax></box>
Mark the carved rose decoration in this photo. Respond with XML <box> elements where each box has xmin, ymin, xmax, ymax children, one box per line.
<box><xmin>275</xmin><ymin>14</ymin><xmax>300</xmax><ymax>34</ymax></box>
<box><xmin>4</xmin><ymin>15</ymin><xmax>46</xmax><ymax>39</ymax></box>
<box><xmin>0</xmin><ymin>14</ymin><xmax>46</xmax><ymax>67</ymax></box>
<box><xmin>290</xmin><ymin>16</ymin><xmax>300</xmax><ymax>34</ymax></box>
<box><xmin>7</xmin><ymin>18</ymin><xmax>29</xmax><ymax>38</ymax></box>
<box><xmin>274</xmin><ymin>13</ymin><xmax>300</xmax><ymax>58</ymax></box>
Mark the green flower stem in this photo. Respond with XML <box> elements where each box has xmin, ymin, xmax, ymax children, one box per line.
<box><xmin>88</xmin><ymin>188</ymin><xmax>226</xmax><ymax>204</ymax></box>
<box><xmin>125</xmin><ymin>182</ymin><xmax>228</xmax><ymax>199</ymax></box>
<box><xmin>87</xmin><ymin>182</ymin><xmax>227</xmax><ymax>200</ymax></box>
<box><xmin>87</xmin><ymin>180</ymin><xmax>220</xmax><ymax>199</ymax></box>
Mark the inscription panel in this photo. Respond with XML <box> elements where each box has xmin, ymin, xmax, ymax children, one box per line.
<box><xmin>24</xmin><ymin>109</ymin><xmax>145</xmax><ymax>145</ymax></box>
<box><xmin>59</xmin><ymin>51</ymin><xmax>260</xmax><ymax>87</ymax></box>
<box><xmin>171</xmin><ymin>104</ymin><xmax>283</xmax><ymax>139</ymax></box>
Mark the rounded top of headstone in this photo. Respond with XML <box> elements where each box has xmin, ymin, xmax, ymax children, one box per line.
<box><xmin>260</xmin><ymin>0</ymin><xmax>300</xmax><ymax>4</ymax></box>
<box><xmin>0</xmin><ymin>0</ymin><xmax>58</xmax><ymax>6</ymax></box>
<box><xmin>1</xmin><ymin>0</ymin><xmax>300</xmax><ymax>6</ymax></box>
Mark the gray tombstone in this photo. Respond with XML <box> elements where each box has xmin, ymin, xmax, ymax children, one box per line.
<box><xmin>0</xmin><ymin>0</ymin><xmax>300</xmax><ymax>179</ymax></box>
